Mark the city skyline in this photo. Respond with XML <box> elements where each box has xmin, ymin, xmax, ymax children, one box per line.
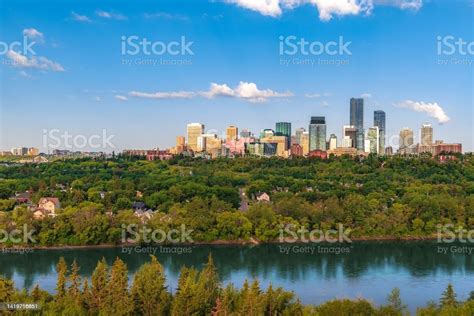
<box><xmin>1</xmin><ymin>0</ymin><xmax>472</xmax><ymax>152</ymax></box>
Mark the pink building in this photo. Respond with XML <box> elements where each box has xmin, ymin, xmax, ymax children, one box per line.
<box><xmin>223</xmin><ymin>137</ymin><xmax>254</xmax><ymax>156</ymax></box>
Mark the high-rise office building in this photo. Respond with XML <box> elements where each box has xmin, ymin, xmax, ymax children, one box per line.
<box><xmin>259</xmin><ymin>129</ymin><xmax>274</xmax><ymax>138</ymax></box>
<box><xmin>226</xmin><ymin>125</ymin><xmax>238</xmax><ymax>141</ymax></box>
<box><xmin>187</xmin><ymin>123</ymin><xmax>204</xmax><ymax>152</ymax></box>
<box><xmin>350</xmin><ymin>98</ymin><xmax>364</xmax><ymax>150</ymax></box>
<box><xmin>175</xmin><ymin>136</ymin><xmax>186</xmax><ymax>153</ymax></box>
<box><xmin>367</xmin><ymin>126</ymin><xmax>380</xmax><ymax>154</ymax></box>
<box><xmin>275</xmin><ymin>122</ymin><xmax>291</xmax><ymax>148</ymax></box>
<box><xmin>329</xmin><ymin>134</ymin><xmax>337</xmax><ymax>150</ymax></box>
<box><xmin>295</xmin><ymin>128</ymin><xmax>305</xmax><ymax>145</ymax></box>
<box><xmin>240</xmin><ymin>129</ymin><xmax>251</xmax><ymax>138</ymax></box>
<box><xmin>300</xmin><ymin>132</ymin><xmax>309</xmax><ymax>155</ymax></box>
<box><xmin>374</xmin><ymin>110</ymin><xmax>386</xmax><ymax>154</ymax></box>
<box><xmin>399</xmin><ymin>128</ymin><xmax>414</xmax><ymax>150</ymax></box>
<box><xmin>343</xmin><ymin>125</ymin><xmax>357</xmax><ymax>148</ymax></box>
<box><xmin>309</xmin><ymin>116</ymin><xmax>327</xmax><ymax>151</ymax></box>
<box><xmin>420</xmin><ymin>123</ymin><xmax>433</xmax><ymax>146</ymax></box>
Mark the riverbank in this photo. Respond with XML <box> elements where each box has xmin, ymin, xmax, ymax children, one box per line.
<box><xmin>0</xmin><ymin>234</ymin><xmax>445</xmax><ymax>250</ymax></box>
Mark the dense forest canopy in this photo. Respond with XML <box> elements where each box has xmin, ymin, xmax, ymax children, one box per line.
<box><xmin>0</xmin><ymin>154</ymin><xmax>473</xmax><ymax>245</ymax></box>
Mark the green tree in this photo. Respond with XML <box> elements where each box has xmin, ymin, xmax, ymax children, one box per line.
<box><xmin>103</xmin><ymin>258</ymin><xmax>133</xmax><ymax>315</ymax></box>
<box><xmin>440</xmin><ymin>284</ymin><xmax>457</xmax><ymax>307</ymax></box>
<box><xmin>131</xmin><ymin>255</ymin><xmax>171</xmax><ymax>316</ymax></box>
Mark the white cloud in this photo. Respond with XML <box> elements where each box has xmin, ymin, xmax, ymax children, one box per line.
<box><xmin>6</xmin><ymin>50</ymin><xmax>64</xmax><ymax>72</ymax></box>
<box><xmin>396</xmin><ymin>100</ymin><xmax>450</xmax><ymax>124</ymax></box>
<box><xmin>22</xmin><ymin>28</ymin><xmax>44</xmax><ymax>42</ymax></box>
<box><xmin>226</xmin><ymin>0</ymin><xmax>421</xmax><ymax>20</ymax></box>
<box><xmin>96</xmin><ymin>10</ymin><xmax>128</xmax><ymax>20</ymax></box>
<box><xmin>361</xmin><ymin>93</ymin><xmax>372</xmax><ymax>98</ymax></box>
<box><xmin>71</xmin><ymin>12</ymin><xmax>92</xmax><ymax>23</ymax></box>
<box><xmin>226</xmin><ymin>0</ymin><xmax>282</xmax><ymax>17</ymax></box>
<box><xmin>203</xmin><ymin>81</ymin><xmax>293</xmax><ymax>102</ymax></box>
<box><xmin>129</xmin><ymin>91</ymin><xmax>195</xmax><ymax>99</ymax></box>
<box><xmin>125</xmin><ymin>82</ymin><xmax>292</xmax><ymax>103</ymax></box>
<box><xmin>115</xmin><ymin>95</ymin><xmax>128</xmax><ymax>101</ymax></box>
<box><xmin>374</xmin><ymin>0</ymin><xmax>422</xmax><ymax>10</ymax></box>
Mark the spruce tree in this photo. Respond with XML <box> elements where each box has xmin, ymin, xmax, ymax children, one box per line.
<box><xmin>55</xmin><ymin>257</ymin><xmax>68</xmax><ymax>300</ymax></box>
<box><xmin>440</xmin><ymin>284</ymin><xmax>457</xmax><ymax>307</ymax></box>
<box><xmin>103</xmin><ymin>257</ymin><xmax>133</xmax><ymax>315</ymax></box>
<box><xmin>196</xmin><ymin>254</ymin><xmax>221</xmax><ymax>314</ymax></box>
<box><xmin>91</xmin><ymin>257</ymin><xmax>108</xmax><ymax>312</ymax></box>
<box><xmin>131</xmin><ymin>255</ymin><xmax>171</xmax><ymax>316</ymax></box>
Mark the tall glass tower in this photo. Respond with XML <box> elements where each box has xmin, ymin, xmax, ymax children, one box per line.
<box><xmin>374</xmin><ymin>110</ymin><xmax>386</xmax><ymax>154</ymax></box>
<box><xmin>275</xmin><ymin>122</ymin><xmax>292</xmax><ymax>148</ymax></box>
<box><xmin>350</xmin><ymin>98</ymin><xmax>364</xmax><ymax>150</ymax></box>
<box><xmin>309</xmin><ymin>116</ymin><xmax>327</xmax><ymax>151</ymax></box>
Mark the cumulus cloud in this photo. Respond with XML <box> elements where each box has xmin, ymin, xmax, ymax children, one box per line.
<box><xmin>395</xmin><ymin>100</ymin><xmax>450</xmax><ymax>124</ymax></box>
<box><xmin>226</xmin><ymin>0</ymin><xmax>421</xmax><ymax>20</ymax></box>
<box><xmin>361</xmin><ymin>93</ymin><xmax>372</xmax><ymax>98</ymax></box>
<box><xmin>226</xmin><ymin>0</ymin><xmax>282</xmax><ymax>17</ymax></box>
<box><xmin>71</xmin><ymin>11</ymin><xmax>92</xmax><ymax>22</ymax></box>
<box><xmin>22</xmin><ymin>28</ymin><xmax>44</xmax><ymax>42</ymax></box>
<box><xmin>96</xmin><ymin>10</ymin><xmax>128</xmax><ymax>20</ymax></box>
<box><xmin>202</xmin><ymin>81</ymin><xmax>293</xmax><ymax>102</ymax></box>
<box><xmin>125</xmin><ymin>82</ymin><xmax>292</xmax><ymax>103</ymax></box>
<box><xmin>6</xmin><ymin>50</ymin><xmax>64</xmax><ymax>72</ymax></box>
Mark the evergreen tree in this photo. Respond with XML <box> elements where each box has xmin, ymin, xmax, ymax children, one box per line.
<box><xmin>103</xmin><ymin>257</ymin><xmax>133</xmax><ymax>315</ymax></box>
<box><xmin>91</xmin><ymin>257</ymin><xmax>108</xmax><ymax>312</ymax></box>
<box><xmin>440</xmin><ymin>284</ymin><xmax>457</xmax><ymax>307</ymax></box>
<box><xmin>386</xmin><ymin>288</ymin><xmax>407</xmax><ymax>314</ymax></box>
<box><xmin>55</xmin><ymin>257</ymin><xmax>68</xmax><ymax>300</ymax></box>
<box><xmin>171</xmin><ymin>267</ymin><xmax>200</xmax><ymax>316</ymax></box>
<box><xmin>196</xmin><ymin>254</ymin><xmax>221</xmax><ymax>314</ymax></box>
<box><xmin>0</xmin><ymin>277</ymin><xmax>15</xmax><ymax>302</ymax></box>
<box><xmin>131</xmin><ymin>255</ymin><xmax>171</xmax><ymax>316</ymax></box>
<box><xmin>67</xmin><ymin>260</ymin><xmax>82</xmax><ymax>304</ymax></box>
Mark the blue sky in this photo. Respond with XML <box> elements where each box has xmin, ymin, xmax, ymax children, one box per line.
<box><xmin>0</xmin><ymin>0</ymin><xmax>473</xmax><ymax>152</ymax></box>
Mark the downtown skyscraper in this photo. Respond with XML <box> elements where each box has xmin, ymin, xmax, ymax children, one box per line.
<box><xmin>350</xmin><ymin>98</ymin><xmax>364</xmax><ymax>151</ymax></box>
<box><xmin>374</xmin><ymin>110</ymin><xmax>386</xmax><ymax>154</ymax></box>
<box><xmin>309</xmin><ymin>116</ymin><xmax>327</xmax><ymax>151</ymax></box>
<box><xmin>275</xmin><ymin>122</ymin><xmax>292</xmax><ymax>148</ymax></box>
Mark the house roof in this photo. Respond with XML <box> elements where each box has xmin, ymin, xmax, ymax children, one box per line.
<box><xmin>39</xmin><ymin>197</ymin><xmax>60</xmax><ymax>205</ymax></box>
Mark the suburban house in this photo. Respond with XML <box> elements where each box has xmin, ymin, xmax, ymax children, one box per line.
<box><xmin>256</xmin><ymin>192</ymin><xmax>271</xmax><ymax>202</ymax></box>
<box><xmin>11</xmin><ymin>191</ymin><xmax>31</xmax><ymax>204</ymax></box>
<box><xmin>33</xmin><ymin>197</ymin><xmax>61</xmax><ymax>219</ymax></box>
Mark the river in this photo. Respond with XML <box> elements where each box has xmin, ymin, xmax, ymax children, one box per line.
<box><xmin>1</xmin><ymin>241</ymin><xmax>473</xmax><ymax>313</ymax></box>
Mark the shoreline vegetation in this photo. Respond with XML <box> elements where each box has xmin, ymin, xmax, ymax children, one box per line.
<box><xmin>0</xmin><ymin>255</ymin><xmax>473</xmax><ymax>315</ymax></box>
<box><xmin>1</xmin><ymin>155</ymin><xmax>473</xmax><ymax>248</ymax></box>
